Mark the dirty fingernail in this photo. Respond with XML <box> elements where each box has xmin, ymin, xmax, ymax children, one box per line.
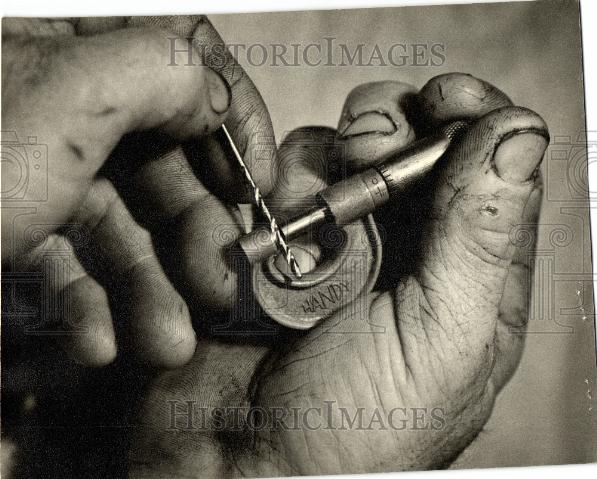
<box><xmin>493</xmin><ymin>132</ymin><xmax>548</xmax><ymax>182</ymax></box>
<box><xmin>205</xmin><ymin>68</ymin><xmax>231</xmax><ymax>114</ymax></box>
<box><xmin>338</xmin><ymin>112</ymin><xmax>397</xmax><ymax>139</ymax></box>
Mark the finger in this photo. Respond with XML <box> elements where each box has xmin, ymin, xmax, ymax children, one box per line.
<box><xmin>2</xmin><ymin>27</ymin><xmax>231</xmax><ymax>262</ymax></box>
<box><xmin>108</xmin><ymin>17</ymin><xmax>280</xmax><ymax>313</ymax></box>
<box><xmin>2</xmin><ymin>17</ymin><xmax>129</xmax><ymax>37</ymax></box>
<box><xmin>98</xmin><ymin>12</ymin><xmax>225</xmax><ymax>227</ymax></box>
<box><xmin>418</xmin><ymin>76</ymin><xmax>541</xmax><ymax>381</ymax></box>
<box><xmin>394</xmin><ymin>106</ymin><xmax>548</xmax><ymax>386</ymax></box>
<box><xmin>336</xmin><ymin>75</ymin><xmax>515</xmax><ymax>288</ymax></box>
<box><xmin>74</xmin><ymin>17</ymin><xmax>128</xmax><ymax>35</ymax></box>
<box><xmin>333</xmin><ymin>81</ymin><xmax>421</xmax><ymax>288</ymax></box>
<box><xmin>335</xmin><ymin>74</ymin><xmax>513</xmax><ymax>173</ymax></box>
<box><xmin>192</xmin><ymin>16</ymin><xmax>279</xmax><ymax>201</ymax></box>
<box><xmin>419</xmin><ymin>72</ymin><xmax>513</xmax><ymax>125</ymax></box>
<box><xmin>75</xmin><ymin>178</ymin><xmax>196</xmax><ymax>368</ymax></box>
<box><xmin>23</xmin><ymin>232</ymin><xmax>116</xmax><ymax>366</ymax></box>
<box><xmin>270</xmin><ymin>126</ymin><xmax>338</xmax><ymax>214</ymax></box>
<box><xmin>101</xmin><ymin>17</ymin><xmax>245</xmax><ymax>315</ymax></box>
<box><xmin>126</xmin><ymin>15</ymin><xmax>204</xmax><ymax>36</ymax></box>
<box><xmin>80</xmin><ymin>27</ymin><xmax>231</xmax><ymax>144</ymax></box>
<box><xmin>492</xmin><ymin>181</ymin><xmax>542</xmax><ymax>390</ymax></box>
<box><xmin>411</xmin><ymin>72</ymin><xmax>532</xmax><ymax>375</ymax></box>
<box><xmin>53</xmin><ymin>16</ymin><xmax>200</xmax><ymax>37</ymax></box>
<box><xmin>107</xmin><ymin>138</ymin><xmax>244</xmax><ymax>313</ymax></box>
<box><xmin>336</xmin><ymin>81</ymin><xmax>418</xmax><ymax>170</ymax></box>
<box><xmin>5</xmin><ymin>27</ymin><xmax>230</xmax><ymax>179</ymax></box>
<box><xmin>163</xmin><ymin>179</ymin><xmax>243</xmax><ymax>313</ymax></box>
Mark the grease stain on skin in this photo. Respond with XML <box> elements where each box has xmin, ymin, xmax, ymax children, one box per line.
<box><xmin>67</xmin><ymin>142</ymin><xmax>85</xmax><ymax>162</ymax></box>
<box><xmin>481</xmin><ymin>204</ymin><xmax>499</xmax><ymax>217</ymax></box>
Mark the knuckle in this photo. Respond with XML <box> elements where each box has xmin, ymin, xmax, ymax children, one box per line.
<box><xmin>419</xmin><ymin>73</ymin><xmax>512</xmax><ymax>121</ymax></box>
<box><xmin>480</xmin><ymin>105</ymin><xmax>549</xmax><ymax>138</ymax></box>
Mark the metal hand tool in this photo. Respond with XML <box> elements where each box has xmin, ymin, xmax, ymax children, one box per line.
<box><xmin>221</xmin><ymin>124</ymin><xmax>302</xmax><ymax>278</ymax></box>
<box><xmin>237</xmin><ymin>121</ymin><xmax>468</xmax><ymax>265</ymax></box>
<box><xmin>238</xmin><ymin>120</ymin><xmax>468</xmax><ymax>330</ymax></box>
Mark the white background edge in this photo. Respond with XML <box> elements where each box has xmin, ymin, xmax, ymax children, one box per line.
<box><xmin>0</xmin><ymin>1</ymin><xmax>595</xmax><ymax>479</ymax></box>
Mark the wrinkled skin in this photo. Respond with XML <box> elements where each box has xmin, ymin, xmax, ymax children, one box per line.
<box><xmin>2</xmin><ymin>16</ymin><xmax>548</xmax><ymax>478</ymax></box>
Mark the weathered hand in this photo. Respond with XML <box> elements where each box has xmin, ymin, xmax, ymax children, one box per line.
<box><xmin>129</xmin><ymin>74</ymin><xmax>548</xmax><ymax>477</ymax></box>
<box><xmin>2</xmin><ymin>16</ymin><xmax>278</xmax><ymax>368</ymax></box>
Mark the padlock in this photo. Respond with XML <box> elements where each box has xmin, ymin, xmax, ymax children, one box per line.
<box><xmin>251</xmin><ymin>214</ymin><xmax>382</xmax><ymax>330</ymax></box>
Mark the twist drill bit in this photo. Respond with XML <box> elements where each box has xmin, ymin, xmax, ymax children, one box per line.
<box><xmin>221</xmin><ymin>125</ymin><xmax>302</xmax><ymax>278</ymax></box>
<box><xmin>238</xmin><ymin>121</ymin><xmax>468</xmax><ymax>266</ymax></box>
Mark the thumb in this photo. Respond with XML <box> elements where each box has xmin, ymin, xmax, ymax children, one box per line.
<box><xmin>409</xmin><ymin>106</ymin><xmax>548</xmax><ymax>376</ymax></box>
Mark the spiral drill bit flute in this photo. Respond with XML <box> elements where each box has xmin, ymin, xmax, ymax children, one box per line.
<box><xmin>221</xmin><ymin>125</ymin><xmax>303</xmax><ymax>278</ymax></box>
<box><xmin>237</xmin><ymin>121</ymin><xmax>468</xmax><ymax>267</ymax></box>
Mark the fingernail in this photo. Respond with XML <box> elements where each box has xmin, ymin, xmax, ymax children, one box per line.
<box><xmin>493</xmin><ymin>131</ymin><xmax>548</xmax><ymax>182</ymax></box>
<box><xmin>338</xmin><ymin>111</ymin><xmax>397</xmax><ymax>139</ymax></box>
<box><xmin>205</xmin><ymin>68</ymin><xmax>231</xmax><ymax>114</ymax></box>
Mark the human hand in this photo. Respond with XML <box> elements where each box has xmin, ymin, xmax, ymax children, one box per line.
<box><xmin>2</xmin><ymin>16</ymin><xmax>277</xmax><ymax>368</ymax></box>
<box><xmin>129</xmin><ymin>74</ymin><xmax>548</xmax><ymax>476</ymax></box>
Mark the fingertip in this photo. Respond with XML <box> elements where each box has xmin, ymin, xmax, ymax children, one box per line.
<box><xmin>61</xmin><ymin>276</ymin><xmax>118</xmax><ymax>367</ymax></box>
<box><xmin>162</xmin><ymin>65</ymin><xmax>231</xmax><ymax>138</ymax></box>
<box><xmin>145</xmin><ymin>325</ymin><xmax>197</xmax><ymax>370</ymax></box>
<box><xmin>270</xmin><ymin>126</ymin><xmax>336</xmax><ymax>212</ymax></box>
<box><xmin>162</xmin><ymin>300</ymin><xmax>197</xmax><ymax>368</ymax></box>
<box><xmin>456</xmin><ymin>106</ymin><xmax>549</xmax><ymax>181</ymax></box>
<box><xmin>438</xmin><ymin>106</ymin><xmax>549</xmax><ymax>262</ymax></box>
<box><xmin>63</xmin><ymin>313</ymin><xmax>118</xmax><ymax>368</ymax></box>
<box><xmin>493</xmin><ymin>132</ymin><xmax>548</xmax><ymax>183</ymax></box>
<box><xmin>475</xmin><ymin>106</ymin><xmax>549</xmax><ymax>180</ymax></box>
<box><xmin>129</xmin><ymin>273</ymin><xmax>198</xmax><ymax>368</ymax></box>
<box><xmin>337</xmin><ymin>81</ymin><xmax>417</xmax><ymax>170</ymax></box>
<box><xmin>155</xmin><ymin>65</ymin><xmax>230</xmax><ymax>140</ymax></box>
<box><xmin>67</xmin><ymin>331</ymin><xmax>118</xmax><ymax>368</ymax></box>
<box><xmin>419</xmin><ymin>73</ymin><xmax>512</xmax><ymax>123</ymax></box>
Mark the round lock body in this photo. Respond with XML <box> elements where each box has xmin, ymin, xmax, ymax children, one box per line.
<box><xmin>252</xmin><ymin>214</ymin><xmax>382</xmax><ymax>329</ymax></box>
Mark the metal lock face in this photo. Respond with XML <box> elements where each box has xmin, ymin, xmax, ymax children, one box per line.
<box><xmin>252</xmin><ymin>214</ymin><xmax>382</xmax><ymax>329</ymax></box>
